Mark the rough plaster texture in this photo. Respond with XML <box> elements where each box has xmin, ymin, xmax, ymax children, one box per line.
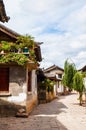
<box><xmin>9</xmin><ymin>66</ymin><xmax>26</xmax><ymax>96</ymax></box>
<box><xmin>0</xmin><ymin>67</ymin><xmax>38</xmax><ymax>116</ymax></box>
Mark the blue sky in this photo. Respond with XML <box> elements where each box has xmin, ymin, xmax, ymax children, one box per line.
<box><xmin>3</xmin><ymin>0</ymin><xmax>86</xmax><ymax>69</ymax></box>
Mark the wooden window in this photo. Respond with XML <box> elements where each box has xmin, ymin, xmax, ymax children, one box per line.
<box><xmin>58</xmin><ymin>74</ymin><xmax>62</xmax><ymax>78</ymax></box>
<box><xmin>0</xmin><ymin>68</ymin><xmax>9</xmax><ymax>91</ymax></box>
<box><xmin>28</xmin><ymin>71</ymin><xmax>31</xmax><ymax>91</ymax></box>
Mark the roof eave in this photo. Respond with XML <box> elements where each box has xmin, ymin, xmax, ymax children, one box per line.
<box><xmin>0</xmin><ymin>0</ymin><xmax>10</xmax><ymax>23</ymax></box>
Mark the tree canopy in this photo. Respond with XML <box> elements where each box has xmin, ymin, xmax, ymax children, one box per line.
<box><xmin>73</xmin><ymin>72</ymin><xmax>84</xmax><ymax>105</ymax></box>
<box><xmin>62</xmin><ymin>59</ymin><xmax>76</xmax><ymax>91</ymax></box>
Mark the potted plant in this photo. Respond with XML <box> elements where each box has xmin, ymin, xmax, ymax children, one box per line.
<box><xmin>23</xmin><ymin>47</ymin><xmax>29</xmax><ymax>53</ymax></box>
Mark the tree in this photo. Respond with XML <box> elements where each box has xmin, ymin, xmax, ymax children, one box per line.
<box><xmin>73</xmin><ymin>72</ymin><xmax>84</xmax><ymax>105</ymax></box>
<box><xmin>82</xmin><ymin>72</ymin><xmax>86</xmax><ymax>103</ymax></box>
<box><xmin>62</xmin><ymin>59</ymin><xmax>76</xmax><ymax>92</ymax></box>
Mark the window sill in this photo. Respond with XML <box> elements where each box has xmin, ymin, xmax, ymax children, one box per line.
<box><xmin>27</xmin><ymin>92</ymin><xmax>32</xmax><ymax>95</ymax></box>
<box><xmin>0</xmin><ymin>92</ymin><xmax>11</xmax><ymax>97</ymax></box>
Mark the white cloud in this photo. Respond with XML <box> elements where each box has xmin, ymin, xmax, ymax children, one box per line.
<box><xmin>4</xmin><ymin>0</ymin><xmax>22</xmax><ymax>15</ymax></box>
<box><xmin>58</xmin><ymin>4</ymin><xmax>86</xmax><ymax>34</ymax></box>
<box><xmin>72</xmin><ymin>51</ymin><xmax>86</xmax><ymax>69</ymax></box>
<box><xmin>70</xmin><ymin>34</ymin><xmax>86</xmax><ymax>49</ymax></box>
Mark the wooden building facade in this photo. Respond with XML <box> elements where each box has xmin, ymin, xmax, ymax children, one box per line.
<box><xmin>0</xmin><ymin>24</ymin><xmax>42</xmax><ymax>117</ymax></box>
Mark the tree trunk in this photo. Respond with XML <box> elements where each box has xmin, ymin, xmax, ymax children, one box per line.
<box><xmin>79</xmin><ymin>92</ymin><xmax>82</xmax><ymax>105</ymax></box>
<box><xmin>63</xmin><ymin>86</ymin><xmax>66</xmax><ymax>95</ymax></box>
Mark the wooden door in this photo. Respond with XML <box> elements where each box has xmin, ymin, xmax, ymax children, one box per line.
<box><xmin>0</xmin><ymin>68</ymin><xmax>9</xmax><ymax>91</ymax></box>
<box><xmin>28</xmin><ymin>71</ymin><xmax>31</xmax><ymax>91</ymax></box>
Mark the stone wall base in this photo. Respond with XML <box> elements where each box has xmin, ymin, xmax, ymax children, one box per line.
<box><xmin>26</xmin><ymin>96</ymin><xmax>38</xmax><ymax>114</ymax></box>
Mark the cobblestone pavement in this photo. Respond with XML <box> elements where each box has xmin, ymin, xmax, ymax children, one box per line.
<box><xmin>0</xmin><ymin>92</ymin><xmax>86</xmax><ymax>130</ymax></box>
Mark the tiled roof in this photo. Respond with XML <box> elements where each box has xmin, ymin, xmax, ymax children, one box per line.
<box><xmin>79</xmin><ymin>65</ymin><xmax>86</xmax><ymax>72</ymax></box>
<box><xmin>44</xmin><ymin>73</ymin><xmax>61</xmax><ymax>81</ymax></box>
<box><xmin>43</xmin><ymin>65</ymin><xmax>64</xmax><ymax>73</ymax></box>
<box><xmin>0</xmin><ymin>0</ymin><xmax>10</xmax><ymax>23</ymax></box>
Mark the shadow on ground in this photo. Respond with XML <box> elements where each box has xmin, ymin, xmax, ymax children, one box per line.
<box><xmin>31</xmin><ymin>98</ymin><xmax>68</xmax><ymax>115</ymax></box>
<box><xmin>28</xmin><ymin>96</ymin><xmax>68</xmax><ymax>130</ymax></box>
<box><xmin>0</xmin><ymin>96</ymin><xmax>69</xmax><ymax>130</ymax></box>
<box><xmin>0</xmin><ymin>99</ymin><xmax>26</xmax><ymax>117</ymax></box>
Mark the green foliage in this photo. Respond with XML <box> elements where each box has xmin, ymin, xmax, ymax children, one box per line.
<box><xmin>16</xmin><ymin>35</ymin><xmax>35</xmax><ymax>49</ymax></box>
<box><xmin>29</xmin><ymin>49</ymin><xmax>36</xmax><ymax>61</ymax></box>
<box><xmin>0</xmin><ymin>35</ymin><xmax>35</xmax><ymax>52</ymax></box>
<box><xmin>0</xmin><ymin>53</ymin><xmax>28</xmax><ymax>66</ymax></box>
<box><xmin>1</xmin><ymin>41</ymin><xmax>11</xmax><ymax>51</ymax></box>
<box><xmin>62</xmin><ymin>60</ymin><xmax>68</xmax><ymax>86</ymax></box>
<box><xmin>73</xmin><ymin>72</ymin><xmax>84</xmax><ymax>92</ymax></box>
<box><xmin>62</xmin><ymin>59</ymin><xmax>76</xmax><ymax>91</ymax></box>
<box><xmin>0</xmin><ymin>41</ymin><xmax>18</xmax><ymax>52</ymax></box>
<box><xmin>73</xmin><ymin>72</ymin><xmax>84</xmax><ymax>105</ymax></box>
<box><xmin>44</xmin><ymin>79</ymin><xmax>55</xmax><ymax>93</ymax></box>
<box><xmin>0</xmin><ymin>35</ymin><xmax>38</xmax><ymax>65</ymax></box>
<box><xmin>10</xmin><ymin>42</ymin><xmax>19</xmax><ymax>51</ymax></box>
<box><xmin>39</xmin><ymin>79</ymin><xmax>55</xmax><ymax>93</ymax></box>
<box><xmin>82</xmin><ymin>72</ymin><xmax>86</xmax><ymax>78</ymax></box>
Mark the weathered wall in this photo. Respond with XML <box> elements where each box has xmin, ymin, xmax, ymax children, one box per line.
<box><xmin>26</xmin><ymin>95</ymin><xmax>37</xmax><ymax>113</ymax></box>
<box><xmin>0</xmin><ymin>66</ymin><xmax>27</xmax><ymax>116</ymax></box>
<box><xmin>0</xmin><ymin>67</ymin><xmax>38</xmax><ymax>116</ymax></box>
<box><xmin>5</xmin><ymin>66</ymin><xmax>27</xmax><ymax>106</ymax></box>
<box><xmin>45</xmin><ymin>69</ymin><xmax>64</xmax><ymax>94</ymax></box>
<box><xmin>26</xmin><ymin>70</ymin><xmax>38</xmax><ymax>113</ymax></box>
<box><xmin>9</xmin><ymin>66</ymin><xmax>26</xmax><ymax>96</ymax></box>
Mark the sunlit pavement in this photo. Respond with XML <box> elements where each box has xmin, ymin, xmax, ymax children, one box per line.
<box><xmin>0</xmin><ymin>92</ymin><xmax>86</xmax><ymax>130</ymax></box>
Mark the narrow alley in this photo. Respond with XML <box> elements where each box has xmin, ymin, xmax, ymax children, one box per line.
<box><xmin>0</xmin><ymin>92</ymin><xmax>86</xmax><ymax>130</ymax></box>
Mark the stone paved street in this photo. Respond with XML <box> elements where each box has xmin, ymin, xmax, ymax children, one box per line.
<box><xmin>0</xmin><ymin>92</ymin><xmax>86</xmax><ymax>130</ymax></box>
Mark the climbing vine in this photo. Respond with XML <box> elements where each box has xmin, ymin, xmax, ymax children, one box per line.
<box><xmin>0</xmin><ymin>53</ymin><xmax>29</xmax><ymax>66</ymax></box>
<box><xmin>0</xmin><ymin>35</ymin><xmax>37</xmax><ymax>65</ymax></box>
